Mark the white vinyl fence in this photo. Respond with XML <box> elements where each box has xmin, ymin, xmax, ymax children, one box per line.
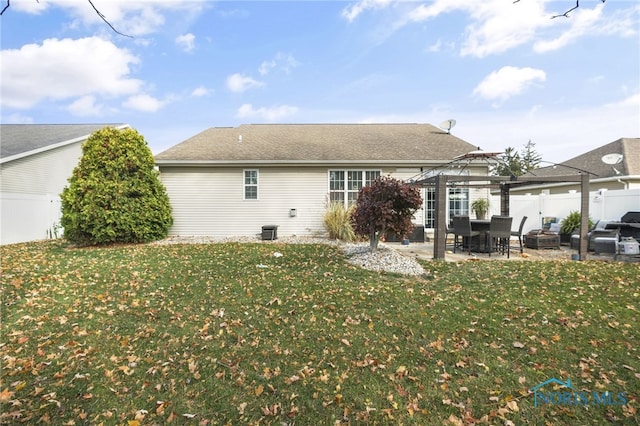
<box><xmin>1</xmin><ymin>193</ymin><xmax>62</xmax><ymax>245</ymax></box>
<box><xmin>2</xmin><ymin>188</ymin><xmax>638</xmax><ymax>245</ymax></box>
<box><xmin>489</xmin><ymin>188</ymin><xmax>640</xmax><ymax>234</ymax></box>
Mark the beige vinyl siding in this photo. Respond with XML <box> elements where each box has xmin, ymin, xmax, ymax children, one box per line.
<box><xmin>0</xmin><ymin>142</ymin><xmax>82</xmax><ymax>195</ymax></box>
<box><xmin>160</xmin><ymin>166</ymin><xmax>329</xmax><ymax>237</ymax></box>
<box><xmin>159</xmin><ymin>165</ymin><xmax>448</xmax><ymax>238</ymax></box>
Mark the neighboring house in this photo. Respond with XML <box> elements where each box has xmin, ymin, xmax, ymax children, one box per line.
<box><xmin>154</xmin><ymin>123</ymin><xmax>490</xmax><ymax>238</ymax></box>
<box><xmin>0</xmin><ymin>123</ymin><xmax>129</xmax><ymax>245</ymax></box>
<box><xmin>511</xmin><ymin>137</ymin><xmax>640</xmax><ymax>195</ymax></box>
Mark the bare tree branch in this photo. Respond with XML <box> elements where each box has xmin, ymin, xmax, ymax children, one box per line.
<box><xmin>551</xmin><ymin>0</ymin><xmax>606</xmax><ymax>19</ymax></box>
<box><xmin>1</xmin><ymin>0</ymin><xmax>12</xmax><ymax>16</ymax></box>
<box><xmin>551</xmin><ymin>0</ymin><xmax>580</xmax><ymax>19</ymax></box>
<box><xmin>514</xmin><ymin>0</ymin><xmax>607</xmax><ymax>19</ymax></box>
<box><xmin>86</xmin><ymin>0</ymin><xmax>132</xmax><ymax>38</ymax></box>
<box><xmin>1</xmin><ymin>0</ymin><xmax>132</xmax><ymax>37</ymax></box>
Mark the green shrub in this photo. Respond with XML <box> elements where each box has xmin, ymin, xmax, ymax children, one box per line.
<box><xmin>323</xmin><ymin>202</ymin><xmax>356</xmax><ymax>241</ymax></box>
<box><xmin>61</xmin><ymin>127</ymin><xmax>173</xmax><ymax>245</ymax></box>
<box><xmin>559</xmin><ymin>210</ymin><xmax>594</xmax><ymax>234</ymax></box>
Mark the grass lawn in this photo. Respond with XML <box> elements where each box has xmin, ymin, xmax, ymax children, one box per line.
<box><xmin>1</xmin><ymin>240</ymin><xmax>638</xmax><ymax>425</ymax></box>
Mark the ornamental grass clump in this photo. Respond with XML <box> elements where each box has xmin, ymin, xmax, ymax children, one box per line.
<box><xmin>323</xmin><ymin>202</ymin><xmax>356</xmax><ymax>241</ymax></box>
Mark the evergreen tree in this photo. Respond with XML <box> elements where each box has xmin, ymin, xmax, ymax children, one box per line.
<box><xmin>61</xmin><ymin>127</ymin><xmax>173</xmax><ymax>245</ymax></box>
<box><xmin>493</xmin><ymin>141</ymin><xmax>542</xmax><ymax>177</ymax></box>
<box><xmin>493</xmin><ymin>146</ymin><xmax>522</xmax><ymax>177</ymax></box>
<box><xmin>521</xmin><ymin>140</ymin><xmax>542</xmax><ymax>173</ymax></box>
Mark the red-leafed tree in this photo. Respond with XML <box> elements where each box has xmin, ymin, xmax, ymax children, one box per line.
<box><xmin>351</xmin><ymin>176</ymin><xmax>423</xmax><ymax>252</ymax></box>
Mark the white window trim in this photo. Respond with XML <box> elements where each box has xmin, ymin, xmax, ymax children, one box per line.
<box><xmin>328</xmin><ymin>169</ymin><xmax>382</xmax><ymax>207</ymax></box>
<box><xmin>243</xmin><ymin>169</ymin><xmax>259</xmax><ymax>200</ymax></box>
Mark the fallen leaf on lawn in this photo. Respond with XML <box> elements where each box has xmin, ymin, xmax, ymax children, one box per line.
<box><xmin>513</xmin><ymin>341</ymin><xmax>525</xmax><ymax>348</ymax></box>
<box><xmin>446</xmin><ymin>414</ymin><xmax>463</xmax><ymax>426</ymax></box>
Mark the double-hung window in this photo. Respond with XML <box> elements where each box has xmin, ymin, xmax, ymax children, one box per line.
<box><xmin>329</xmin><ymin>170</ymin><xmax>380</xmax><ymax>206</ymax></box>
<box><xmin>244</xmin><ymin>169</ymin><xmax>258</xmax><ymax>200</ymax></box>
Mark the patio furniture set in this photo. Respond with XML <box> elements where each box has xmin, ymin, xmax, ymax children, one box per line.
<box><xmin>448</xmin><ymin>215</ymin><xmax>528</xmax><ymax>259</ymax></box>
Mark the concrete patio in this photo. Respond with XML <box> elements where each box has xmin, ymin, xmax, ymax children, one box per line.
<box><xmin>386</xmin><ymin>240</ymin><xmax>616</xmax><ymax>262</ymax></box>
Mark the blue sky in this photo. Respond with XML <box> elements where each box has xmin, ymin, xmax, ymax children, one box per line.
<box><xmin>1</xmin><ymin>0</ymin><xmax>639</xmax><ymax>162</ymax></box>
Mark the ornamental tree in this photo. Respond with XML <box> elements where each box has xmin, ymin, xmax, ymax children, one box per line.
<box><xmin>61</xmin><ymin>126</ymin><xmax>173</xmax><ymax>245</ymax></box>
<box><xmin>351</xmin><ymin>176</ymin><xmax>423</xmax><ymax>252</ymax></box>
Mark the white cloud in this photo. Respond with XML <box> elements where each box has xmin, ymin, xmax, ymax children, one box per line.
<box><xmin>226</xmin><ymin>73</ymin><xmax>264</xmax><ymax>93</ymax></box>
<box><xmin>2</xmin><ymin>112</ymin><xmax>34</xmax><ymax>124</ymax></box>
<box><xmin>258</xmin><ymin>52</ymin><xmax>300</xmax><ymax>75</ymax></box>
<box><xmin>9</xmin><ymin>0</ymin><xmax>52</xmax><ymax>14</ymax></box>
<box><xmin>451</xmin><ymin>101</ymin><xmax>640</xmax><ymax>163</ymax></box>
<box><xmin>474</xmin><ymin>66</ymin><xmax>546</xmax><ymax>102</ymax></box>
<box><xmin>353</xmin><ymin>0</ymin><xmax>632</xmax><ymax>58</ymax></box>
<box><xmin>363</xmin><ymin>0</ymin><xmax>548</xmax><ymax>57</ymax></box>
<box><xmin>426</xmin><ymin>38</ymin><xmax>456</xmax><ymax>53</ymax></box>
<box><xmin>67</xmin><ymin>96</ymin><xmax>105</xmax><ymax>116</ymax></box>
<box><xmin>533</xmin><ymin>2</ymin><xmax>638</xmax><ymax>53</ymax></box>
<box><xmin>236</xmin><ymin>103</ymin><xmax>298</xmax><ymax>121</ymax></box>
<box><xmin>0</xmin><ymin>37</ymin><xmax>141</xmax><ymax>109</ymax></box>
<box><xmin>342</xmin><ymin>0</ymin><xmax>392</xmax><ymax>22</ymax></box>
<box><xmin>258</xmin><ymin>60</ymin><xmax>276</xmax><ymax>76</ymax></box>
<box><xmin>191</xmin><ymin>86</ymin><xmax>211</xmax><ymax>97</ymax></box>
<box><xmin>533</xmin><ymin>4</ymin><xmax>603</xmax><ymax>53</ymax></box>
<box><xmin>123</xmin><ymin>93</ymin><xmax>168</xmax><ymax>112</ymax></box>
<box><xmin>604</xmin><ymin>92</ymin><xmax>640</xmax><ymax>109</ymax></box>
<box><xmin>175</xmin><ymin>33</ymin><xmax>196</xmax><ymax>52</ymax></box>
<box><xmin>10</xmin><ymin>0</ymin><xmax>210</xmax><ymax>37</ymax></box>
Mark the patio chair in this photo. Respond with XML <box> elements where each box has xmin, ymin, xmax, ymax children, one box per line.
<box><xmin>511</xmin><ymin>216</ymin><xmax>528</xmax><ymax>254</ymax></box>
<box><xmin>452</xmin><ymin>215</ymin><xmax>480</xmax><ymax>255</ymax></box>
<box><xmin>445</xmin><ymin>221</ymin><xmax>456</xmax><ymax>249</ymax></box>
<box><xmin>487</xmin><ymin>216</ymin><xmax>513</xmax><ymax>258</ymax></box>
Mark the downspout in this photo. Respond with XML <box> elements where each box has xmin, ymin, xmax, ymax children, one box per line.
<box><xmin>617</xmin><ymin>179</ymin><xmax>628</xmax><ymax>190</ymax></box>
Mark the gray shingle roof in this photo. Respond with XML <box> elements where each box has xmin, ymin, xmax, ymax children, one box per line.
<box><xmin>1</xmin><ymin>124</ymin><xmax>128</xmax><ymax>161</ymax></box>
<box><xmin>154</xmin><ymin>123</ymin><xmax>479</xmax><ymax>164</ymax></box>
<box><xmin>527</xmin><ymin>138</ymin><xmax>639</xmax><ymax>178</ymax></box>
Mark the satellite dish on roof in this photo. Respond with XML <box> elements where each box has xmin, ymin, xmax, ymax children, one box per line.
<box><xmin>601</xmin><ymin>153</ymin><xmax>623</xmax><ymax>165</ymax></box>
<box><xmin>439</xmin><ymin>119</ymin><xmax>457</xmax><ymax>134</ymax></box>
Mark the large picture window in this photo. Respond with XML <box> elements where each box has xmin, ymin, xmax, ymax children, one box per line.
<box><xmin>329</xmin><ymin>170</ymin><xmax>380</xmax><ymax>206</ymax></box>
<box><xmin>244</xmin><ymin>169</ymin><xmax>258</xmax><ymax>200</ymax></box>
